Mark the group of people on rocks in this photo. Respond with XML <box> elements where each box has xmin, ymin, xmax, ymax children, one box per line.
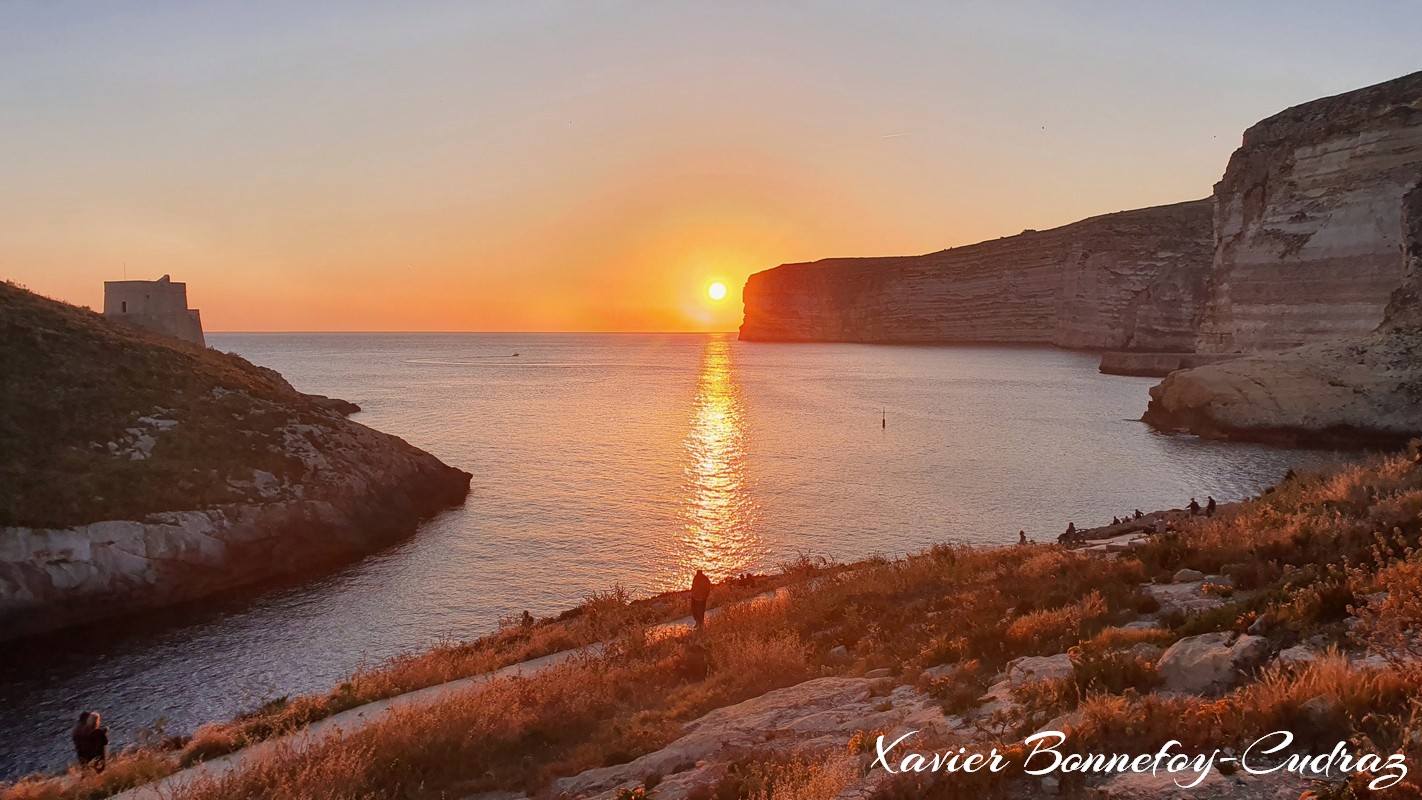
<box><xmin>1189</xmin><ymin>496</ymin><xmax>1218</xmax><ymax>516</ymax></box>
<box><xmin>1044</xmin><ymin>495</ymin><xmax>1218</xmax><ymax>548</ymax></box>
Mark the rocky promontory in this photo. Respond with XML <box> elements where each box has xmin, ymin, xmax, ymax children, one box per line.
<box><xmin>740</xmin><ymin>199</ymin><xmax>1213</xmax><ymax>351</ymax></box>
<box><xmin>0</xmin><ymin>282</ymin><xmax>472</xmax><ymax>641</ymax></box>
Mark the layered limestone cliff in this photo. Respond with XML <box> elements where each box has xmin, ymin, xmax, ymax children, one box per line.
<box><xmin>0</xmin><ymin>283</ymin><xmax>472</xmax><ymax>640</ymax></box>
<box><xmin>1143</xmin><ymin>180</ymin><xmax>1422</xmax><ymax>445</ymax></box>
<box><xmin>1197</xmin><ymin>71</ymin><xmax>1422</xmax><ymax>353</ymax></box>
<box><xmin>740</xmin><ymin>199</ymin><xmax>1213</xmax><ymax>351</ymax></box>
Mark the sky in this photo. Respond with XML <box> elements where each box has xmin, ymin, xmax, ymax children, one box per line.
<box><xmin>1</xmin><ymin>2</ymin><xmax>1419</xmax><ymax>332</ymax></box>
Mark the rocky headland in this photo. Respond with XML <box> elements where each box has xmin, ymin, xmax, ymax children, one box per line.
<box><xmin>740</xmin><ymin>70</ymin><xmax>1422</xmax><ymax>443</ymax></box>
<box><xmin>0</xmin><ymin>282</ymin><xmax>471</xmax><ymax>641</ymax></box>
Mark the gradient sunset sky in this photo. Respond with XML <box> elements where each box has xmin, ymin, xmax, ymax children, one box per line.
<box><xmin>3</xmin><ymin>2</ymin><xmax>1419</xmax><ymax>332</ymax></box>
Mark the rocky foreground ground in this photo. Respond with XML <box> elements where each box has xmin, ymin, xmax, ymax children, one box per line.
<box><xmin>9</xmin><ymin>448</ymin><xmax>1422</xmax><ymax>800</ymax></box>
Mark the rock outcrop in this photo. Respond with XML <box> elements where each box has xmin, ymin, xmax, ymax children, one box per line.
<box><xmin>1156</xmin><ymin>632</ymin><xmax>1270</xmax><ymax>695</ymax></box>
<box><xmin>1197</xmin><ymin>71</ymin><xmax>1422</xmax><ymax>354</ymax></box>
<box><xmin>740</xmin><ymin>199</ymin><xmax>1213</xmax><ymax>351</ymax></box>
<box><xmin>1144</xmin><ymin>180</ymin><xmax>1422</xmax><ymax>445</ymax></box>
<box><xmin>0</xmin><ymin>283</ymin><xmax>471</xmax><ymax>641</ymax></box>
<box><xmin>552</xmin><ymin>676</ymin><xmax>950</xmax><ymax>800</ymax></box>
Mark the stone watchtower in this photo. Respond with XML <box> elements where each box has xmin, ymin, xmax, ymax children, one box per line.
<box><xmin>103</xmin><ymin>274</ymin><xmax>206</xmax><ymax>347</ymax></box>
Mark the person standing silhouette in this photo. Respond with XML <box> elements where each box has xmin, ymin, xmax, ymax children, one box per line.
<box><xmin>690</xmin><ymin>570</ymin><xmax>712</xmax><ymax>627</ymax></box>
<box><xmin>72</xmin><ymin>711</ymin><xmax>108</xmax><ymax>772</ymax></box>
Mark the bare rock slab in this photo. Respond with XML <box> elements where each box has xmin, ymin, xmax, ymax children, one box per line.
<box><xmin>1157</xmin><ymin>632</ymin><xmax>1269</xmax><ymax>695</ymax></box>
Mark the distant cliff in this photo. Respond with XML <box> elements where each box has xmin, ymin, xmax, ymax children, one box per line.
<box><xmin>0</xmin><ymin>282</ymin><xmax>472</xmax><ymax>640</ymax></box>
<box><xmin>740</xmin><ymin>199</ymin><xmax>1213</xmax><ymax>351</ymax></box>
<box><xmin>739</xmin><ymin>72</ymin><xmax>1422</xmax><ymax>373</ymax></box>
<box><xmin>1197</xmin><ymin>71</ymin><xmax>1422</xmax><ymax>354</ymax></box>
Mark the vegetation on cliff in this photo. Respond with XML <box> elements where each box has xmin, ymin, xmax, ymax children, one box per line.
<box><xmin>0</xmin><ymin>280</ymin><xmax>471</xmax><ymax>639</ymax></box>
<box><xmin>9</xmin><ymin>448</ymin><xmax>1422</xmax><ymax>799</ymax></box>
<box><xmin>0</xmin><ymin>280</ymin><xmax>451</xmax><ymax>528</ymax></box>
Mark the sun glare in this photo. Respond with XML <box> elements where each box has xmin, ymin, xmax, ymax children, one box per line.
<box><xmin>707</xmin><ymin>281</ymin><xmax>728</xmax><ymax>301</ymax></box>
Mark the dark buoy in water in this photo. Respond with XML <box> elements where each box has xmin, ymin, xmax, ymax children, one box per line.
<box><xmin>882</xmin><ymin>408</ymin><xmax>886</xmax><ymax>429</ymax></box>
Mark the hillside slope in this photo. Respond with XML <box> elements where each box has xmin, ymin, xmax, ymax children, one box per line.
<box><xmin>0</xmin><ymin>282</ymin><xmax>471</xmax><ymax>640</ymax></box>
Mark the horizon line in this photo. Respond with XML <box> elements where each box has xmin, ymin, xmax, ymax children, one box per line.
<box><xmin>207</xmin><ymin>329</ymin><xmax>741</xmax><ymax>336</ymax></box>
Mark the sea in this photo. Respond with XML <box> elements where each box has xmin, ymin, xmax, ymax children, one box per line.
<box><xmin>0</xmin><ymin>333</ymin><xmax>1346</xmax><ymax>777</ymax></box>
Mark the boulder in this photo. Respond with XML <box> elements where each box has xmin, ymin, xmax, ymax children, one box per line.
<box><xmin>1275</xmin><ymin>645</ymin><xmax>1318</xmax><ymax>668</ymax></box>
<box><xmin>1144</xmin><ymin>582</ymin><xmax>1230</xmax><ymax>616</ymax></box>
<box><xmin>1173</xmin><ymin>568</ymin><xmax>1205</xmax><ymax>583</ymax></box>
<box><xmin>1004</xmin><ymin>653</ymin><xmax>1074</xmax><ymax>684</ymax></box>
<box><xmin>1157</xmin><ymin>632</ymin><xmax>1269</xmax><ymax>694</ymax></box>
<box><xmin>1129</xmin><ymin>643</ymin><xmax>1164</xmax><ymax>663</ymax></box>
<box><xmin>975</xmin><ymin>653</ymin><xmax>1074</xmax><ymax>718</ymax></box>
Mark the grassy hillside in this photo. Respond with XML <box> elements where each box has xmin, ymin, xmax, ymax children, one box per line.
<box><xmin>0</xmin><ymin>280</ymin><xmax>328</xmax><ymax>528</ymax></box>
<box><xmin>10</xmin><ymin>449</ymin><xmax>1422</xmax><ymax>799</ymax></box>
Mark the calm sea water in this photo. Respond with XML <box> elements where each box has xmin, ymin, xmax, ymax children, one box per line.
<box><xmin>0</xmin><ymin>334</ymin><xmax>1344</xmax><ymax>777</ymax></box>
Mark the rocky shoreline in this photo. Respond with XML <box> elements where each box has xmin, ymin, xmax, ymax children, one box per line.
<box><xmin>0</xmin><ymin>411</ymin><xmax>471</xmax><ymax>642</ymax></box>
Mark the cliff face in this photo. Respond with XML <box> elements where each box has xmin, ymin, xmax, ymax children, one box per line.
<box><xmin>740</xmin><ymin>199</ymin><xmax>1213</xmax><ymax>351</ymax></box>
<box><xmin>1197</xmin><ymin>71</ymin><xmax>1422</xmax><ymax>354</ymax></box>
<box><xmin>0</xmin><ymin>283</ymin><xmax>472</xmax><ymax>640</ymax></box>
<box><xmin>1143</xmin><ymin>180</ymin><xmax>1422</xmax><ymax>445</ymax></box>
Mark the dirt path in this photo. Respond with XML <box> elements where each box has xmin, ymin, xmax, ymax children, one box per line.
<box><xmin>109</xmin><ymin>591</ymin><xmax>782</xmax><ymax>800</ymax></box>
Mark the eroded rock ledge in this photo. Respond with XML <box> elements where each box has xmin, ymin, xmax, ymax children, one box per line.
<box><xmin>0</xmin><ymin>283</ymin><xmax>471</xmax><ymax>641</ymax></box>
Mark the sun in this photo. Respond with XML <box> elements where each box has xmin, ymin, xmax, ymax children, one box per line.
<box><xmin>707</xmin><ymin>281</ymin><xmax>728</xmax><ymax>301</ymax></box>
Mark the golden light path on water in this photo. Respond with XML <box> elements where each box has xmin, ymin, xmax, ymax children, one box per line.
<box><xmin>675</xmin><ymin>337</ymin><xmax>766</xmax><ymax>585</ymax></box>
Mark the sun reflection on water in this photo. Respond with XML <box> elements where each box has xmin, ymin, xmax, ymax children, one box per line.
<box><xmin>676</xmin><ymin>336</ymin><xmax>763</xmax><ymax>584</ymax></box>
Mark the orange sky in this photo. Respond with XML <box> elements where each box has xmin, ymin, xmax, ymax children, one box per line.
<box><xmin>3</xmin><ymin>3</ymin><xmax>1419</xmax><ymax>331</ymax></box>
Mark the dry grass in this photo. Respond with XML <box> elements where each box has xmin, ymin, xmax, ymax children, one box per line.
<box><xmin>0</xmin><ymin>280</ymin><xmax>334</xmax><ymax>527</ymax></box>
<box><xmin>0</xmin><ymin>572</ymin><xmax>804</xmax><ymax>800</ymax></box>
<box><xmin>696</xmin><ymin>751</ymin><xmax>861</xmax><ymax>800</ymax></box>
<box><xmin>0</xmin><ymin>750</ymin><xmax>171</xmax><ymax>800</ymax></box>
<box><xmin>129</xmin><ymin>541</ymin><xmax>1147</xmax><ymax>799</ymax></box>
<box><xmin>13</xmin><ymin>448</ymin><xmax>1422</xmax><ymax>800</ymax></box>
<box><xmin>1069</xmin><ymin>654</ymin><xmax>1417</xmax><ymax>754</ymax></box>
<box><xmin>167</xmin><ymin>621</ymin><xmax>813</xmax><ymax>799</ymax></box>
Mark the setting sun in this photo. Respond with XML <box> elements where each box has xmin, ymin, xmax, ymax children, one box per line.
<box><xmin>707</xmin><ymin>282</ymin><xmax>728</xmax><ymax>301</ymax></box>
